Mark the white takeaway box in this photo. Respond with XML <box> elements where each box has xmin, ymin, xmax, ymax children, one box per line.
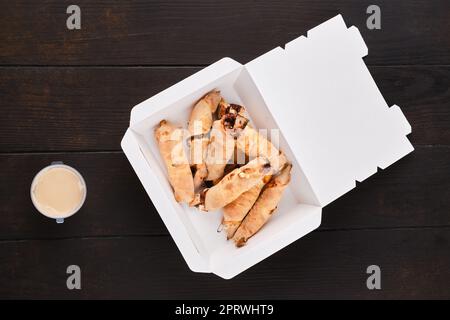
<box><xmin>121</xmin><ymin>15</ymin><xmax>413</xmax><ymax>279</ymax></box>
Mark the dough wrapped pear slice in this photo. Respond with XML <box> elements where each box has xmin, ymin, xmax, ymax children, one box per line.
<box><xmin>236</xmin><ymin>125</ymin><xmax>287</xmax><ymax>172</ymax></box>
<box><xmin>188</xmin><ymin>90</ymin><xmax>221</xmax><ymax>136</ymax></box>
<box><xmin>222</xmin><ymin>175</ymin><xmax>271</xmax><ymax>239</ymax></box>
<box><xmin>205</xmin><ymin>102</ymin><xmax>248</xmax><ymax>181</ymax></box>
<box><xmin>205</xmin><ymin>119</ymin><xmax>236</xmax><ymax>181</ymax></box>
<box><xmin>189</xmin><ymin>135</ymin><xmax>209</xmax><ymax>191</ymax></box>
<box><xmin>188</xmin><ymin>90</ymin><xmax>221</xmax><ymax>190</ymax></box>
<box><xmin>202</xmin><ymin>157</ymin><xmax>272</xmax><ymax>212</ymax></box>
<box><xmin>155</xmin><ymin>120</ymin><xmax>194</xmax><ymax>203</ymax></box>
<box><xmin>233</xmin><ymin>164</ymin><xmax>292</xmax><ymax>247</ymax></box>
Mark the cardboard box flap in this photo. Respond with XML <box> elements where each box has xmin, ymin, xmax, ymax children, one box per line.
<box><xmin>245</xmin><ymin>15</ymin><xmax>413</xmax><ymax>207</ymax></box>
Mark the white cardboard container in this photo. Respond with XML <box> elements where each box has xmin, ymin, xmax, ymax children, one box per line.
<box><xmin>121</xmin><ymin>15</ymin><xmax>414</xmax><ymax>279</ymax></box>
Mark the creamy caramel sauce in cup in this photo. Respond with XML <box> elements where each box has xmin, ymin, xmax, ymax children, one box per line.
<box><xmin>31</xmin><ymin>164</ymin><xmax>86</xmax><ymax>222</ymax></box>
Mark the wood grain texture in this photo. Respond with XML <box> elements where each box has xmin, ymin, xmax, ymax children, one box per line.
<box><xmin>1</xmin><ymin>227</ymin><xmax>449</xmax><ymax>299</ymax></box>
<box><xmin>0</xmin><ymin>0</ymin><xmax>449</xmax><ymax>300</ymax></box>
<box><xmin>0</xmin><ymin>152</ymin><xmax>159</xmax><ymax>240</ymax></box>
<box><xmin>0</xmin><ymin>67</ymin><xmax>197</xmax><ymax>152</ymax></box>
<box><xmin>0</xmin><ymin>66</ymin><xmax>448</xmax><ymax>153</ymax></box>
<box><xmin>0</xmin><ymin>146</ymin><xmax>448</xmax><ymax>240</ymax></box>
<box><xmin>0</xmin><ymin>1</ymin><xmax>449</xmax><ymax>66</ymax></box>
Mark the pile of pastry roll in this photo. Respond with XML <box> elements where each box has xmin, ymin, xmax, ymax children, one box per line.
<box><xmin>155</xmin><ymin>90</ymin><xmax>291</xmax><ymax>247</ymax></box>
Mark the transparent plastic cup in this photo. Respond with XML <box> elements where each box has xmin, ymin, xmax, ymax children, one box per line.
<box><xmin>30</xmin><ymin>161</ymin><xmax>87</xmax><ymax>223</ymax></box>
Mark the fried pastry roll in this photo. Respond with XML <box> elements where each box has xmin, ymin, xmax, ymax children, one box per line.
<box><xmin>205</xmin><ymin>102</ymin><xmax>249</xmax><ymax>181</ymax></box>
<box><xmin>188</xmin><ymin>90</ymin><xmax>221</xmax><ymax>136</ymax></box>
<box><xmin>189</xmin><ymin>135</ymin><xmax>210</xmax><ymax>190</ymax></box>
<box><xmin>233</xmin><ymin>164</ymin><xmax>292</xmax><ymax>247</ymax></box>
<box><xmin>155</xmin><ymin>120</ymin><xmax>195</xmax><ymax>203</ymax></box>
<box><xmin>222</xmin><ymin>175</ymin><xmax>272</xmax><ymax>239</ymax></box>
<box><xmin>205</xmin><ymin>119</ymin><xmax>235</xmax><ymax>181</ymax></box>
<box><xmin>236</xmin><ymin>125</ymin><xmax>287</xmax><ymax>172</ymax></box>
<box><xmin>202</xmin><ymin>157</ymin><xmax>272</xmax><ymax>212</ymax></box>
<box><xmin>188</xmin><ymin>90</ymin><xmax>221</xmax><ymax>190</ymax></box>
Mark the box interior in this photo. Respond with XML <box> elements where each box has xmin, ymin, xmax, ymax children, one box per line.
<box><xmin>130</xmin><ymin>65</ymin><xmax>322</xmax><ymax>269</ymax></box>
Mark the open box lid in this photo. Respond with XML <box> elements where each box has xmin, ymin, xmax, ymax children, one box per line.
<box><xmin>245</xmin><ymin>15</ymin><xmax>413</xmax><ymax>207</ymax></box>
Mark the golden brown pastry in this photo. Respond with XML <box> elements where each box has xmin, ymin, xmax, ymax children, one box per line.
<box><xmin>217</xmin><ymin>98</ymin><xmax>229</xmax><ymax>120</ymax></box>
<box><xmin>155</xmin><ymin>120</ymin><xmax>195</xmax><ymax>203</ymax></box>
<box><xmin>188</xmin><ymin>90</ymin><xmax>221</xmax><ymax>190</ymax></box>
<box><xmin>233</xmin><ymin>164</ymin><xmax>292</xmax><ymax>247</ymax></box>
<box><xmin>188</xmin><ymin>90</ymin><xmax>221</xmax><ymax>136</ymax></box>
<box><xmin>236</xmin><ymin>125</ymin><xmax>287</xmax><ymax>172</ymax></box>
<box><xmin>202</xmin><ymin>157</ymin><xmax>272</xmax><ymax>212</ymax></box>
<box><xmin>222</xmin><ymin>175</ymin><xmax>272</xmax><ymax>239</ymax></box>
<box><xmin>189</xmin><ymin>135</ymin><xmax>210</xmax><ymax>190</ymax></box>
<box><xmin>155</xmin><ymin>91</ymin><xmax>294</xmax><ymax>249</ymax></box>
<box><xmin>204</xmin><ymin>102</ymin><xmax>248</xmax><ymax>181</ymax></box>
<box><xmin>205</xmin><ymin>119</ymin><xmax>236</xmax><ymax>181</ymax></box>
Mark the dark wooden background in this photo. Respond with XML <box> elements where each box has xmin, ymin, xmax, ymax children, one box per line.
<box><xmin>0</xmin><ymin>0</ymin><xmax>449</xmax><ymax>299</ymax></box>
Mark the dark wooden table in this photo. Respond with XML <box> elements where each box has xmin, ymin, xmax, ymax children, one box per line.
<box><xmin>0</xmin><ymin>1</ymin><xmax>449</xmax><ymax>299</ymax></box>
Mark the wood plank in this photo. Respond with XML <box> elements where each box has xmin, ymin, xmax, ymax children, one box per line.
<box><xmin>0</xmin><ymin>146</ymin><xmax>448</xmax><ymax>240</ymax></box>
<box><xmin>0</xmin><ymin>227</ymin><xmax>449</xmax><ymax>299</ymax></box>
<box><xmin>0</xmin><ymin>152</ymin><xmax>161</xmax><ymax>239</ymax></box>
<box><xmin>0</xmin><ymin>1</ymin><xmax>449</xmax><ymax>66</ymax></box>
<box><xmin>323</xmin><ymin>145</ymin><xmax>450</xmax><ymax>230</ymax></box>
<box><xmin>373</xmin><ymin>66</ymin><xmax>450</xmax><ymax>146</ymax></box>
<box><xmin>0</xmin><ymin>66</ymin><xmax>448</xmax><ymax>152</ymax></box>
<box><xmin>0</xmin><ymin>67</ymin><xmax>197</xmax><ymax>152</ymax></box>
